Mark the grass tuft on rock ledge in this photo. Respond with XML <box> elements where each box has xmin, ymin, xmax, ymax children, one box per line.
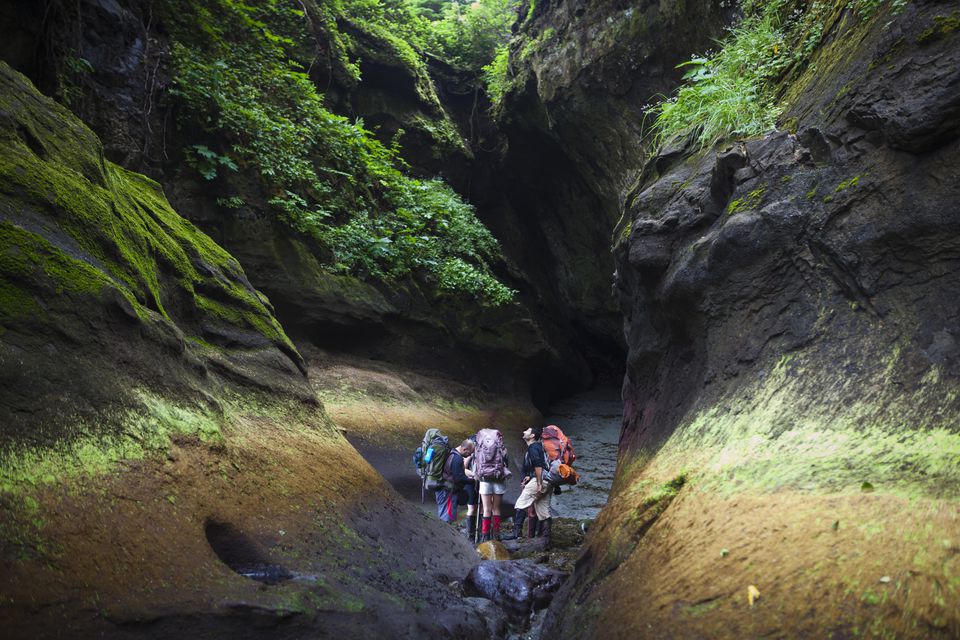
<box><xmin>647</xmin><ymin>0</ymin><xmax>910</xmax><ymax>150</ymax></box>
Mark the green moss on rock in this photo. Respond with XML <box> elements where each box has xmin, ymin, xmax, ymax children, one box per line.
<box><xmin>0</xmin><ymin>61</ymin><xmax>298</xmax><ymax>356</ymax></box>
<box><xmin>630</xmin><ymin>346</ymin><xmax>960</xmax><ymax>500</ymax></box>
<box><xmin>916</xmin><ymin>12</ymin><xmax>960</xmax><ymax>44</ymax></box>
<box><xmin>726</xmin><ymin>185</ymin><xmax>766</xmax><ymax>216</ymax></box>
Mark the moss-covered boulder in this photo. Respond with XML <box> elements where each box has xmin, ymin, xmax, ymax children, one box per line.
<box><xmin>0</xmin><ymin>60</ymin><xmax>310</xmax><ymax>447</ymax></box>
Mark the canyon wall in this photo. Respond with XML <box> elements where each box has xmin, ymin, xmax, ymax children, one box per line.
<box><xmin>0</xmin><ymin>62</ymin><xmax>487</xmax><ymax>639</ymax></box>
<box><xmin>541</xmin><ymin>1</ymin><xmax>960</xmax><ymax>636</ymax></box>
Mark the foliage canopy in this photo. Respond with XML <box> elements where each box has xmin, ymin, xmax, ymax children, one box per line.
<box><xmin>163</xmin><ymin>0</ymin><xmax>516</xmax><ymax>305</ymax></box>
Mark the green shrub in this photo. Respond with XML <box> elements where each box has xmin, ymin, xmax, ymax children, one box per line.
<box><xmin>435</xmin><ymin>257</ymin><xmax>514</xmax><ymax>305</ymax></box>
<box><xmin>482</xmin><ymin>45</ymin><xmax>511</xmax><ymax>105</ymax></box>
<box><xmin>425</xmin><ymin>0</ymin><xmax>518</xmax><ymax>71</ymax></box>
<box><xmin>164</xmin><ymin>0</ymin><xmax>514</xmax><ymax>305</ymax></box>
<box><xmin>647</xmin><ymin>10</ymin><xmax>787</xmax><ymax>149</ymax></box>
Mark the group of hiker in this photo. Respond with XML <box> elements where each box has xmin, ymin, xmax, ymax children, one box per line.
<box><xmin>414</xmin><ymin>424</ymin><xmax>578</xmax><ymax>545</ymax></box>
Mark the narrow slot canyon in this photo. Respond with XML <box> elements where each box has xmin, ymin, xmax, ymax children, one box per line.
<box><xmin>1</xmin><ymin>0</ymin><xmax>959</xmax><ymax>639</ymax></box>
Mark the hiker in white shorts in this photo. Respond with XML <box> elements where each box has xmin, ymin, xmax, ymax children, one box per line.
<box><xmin>474</xmin><ymin>428</ymin><xmax>511</xmax><ymax>541</ymax></box>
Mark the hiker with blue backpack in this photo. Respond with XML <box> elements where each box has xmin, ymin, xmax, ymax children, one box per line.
<box><xmin>415</xmin><ymin>430</ymin><xmax>475</xmax><ymax>522</ymax></box>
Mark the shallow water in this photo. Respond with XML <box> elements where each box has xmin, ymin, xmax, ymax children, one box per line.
<box><xmin>542</xmin><ymin>388</ymin><xmax>622</xmax><ymax>521</ymax></box>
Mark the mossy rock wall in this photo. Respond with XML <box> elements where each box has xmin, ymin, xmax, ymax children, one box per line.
<box><xmin>500</xmin><ymin>0</ymin><xmax>733</xmax><ymax>199</ymax></box>
<box><xmin>1</xmin><ymin>0</ymin><xmax>602</xmax><ymax>405</ymax></box>
<box><xmin>545</xmin><ymin>2</ymin><xmax>960</xmax><ymax>637</ymax></box>
<box><xmin>460</xmin><ymin>0</ymin><xmax>739</xmax><ymax>385</ymax></box>
<box><xmin>0</xmin><ymin>61</ymin><xmax>308</xmax><ymax>450</ymax></box>
<box><xmin>0</xmin><ymin>62</ymin><xmax>495</xmax><ymax>639</ymax></box>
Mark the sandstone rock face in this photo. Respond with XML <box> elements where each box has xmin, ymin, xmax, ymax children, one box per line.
<box><xmin>470</xmin><ymin>0</ymin><xmax>736</xmax><ymax>388</ymax></box>
<box><xmin>0</xmin><ymin>0</ymin><xmax>170</xmax><ymax>176</ymax></box>
<box><xmin>546</xmin><ymin>2</ymin><xmax>960</xmax><ymax>637</ymax></box>
<box><xmin>0</xmin><ymin>0</ymin><xmax>603</xmax><ymax>405</ymax></box>
<box><xmin>501</xmin><ymin>0</ymin><xmax>733</xmax><ymax>199</ymax></box>
<box><xmin>615</xmin><ymin>0</ymin><xmax>960</xmax><ymax>465</ymax></box>
<box><xmin>0</xmin><ymin>61</ymin><xmax>308</xmax><ymax>444</ymax></box>
<box><xmin>326</xmin><ymin>19</ymin><xmax>474</xmax><ymax>176</ymax></box>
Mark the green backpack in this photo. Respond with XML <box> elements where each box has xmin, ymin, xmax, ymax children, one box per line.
<box><xmin>420</xmin><ymin>428</ymin><xmax>451</xmax><ymax>490</ymax></box>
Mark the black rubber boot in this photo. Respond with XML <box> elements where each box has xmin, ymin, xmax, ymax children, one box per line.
<box><xmin>501</xmin><ymin>510</ymin><xmax>526</xmax><ymax>540</ymax></box>
<box><xmin>466</xmin><ymin>515</ymin><xmax>477</xmax><ymax>541</ymax></box>
<box><xmin>537</xmin><ymin>517</ymin><xmax>553</xmax><ymax>541</ymax></box>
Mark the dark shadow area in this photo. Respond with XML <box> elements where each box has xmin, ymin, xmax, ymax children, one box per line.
<box><xmin>204</xmin><ymin>521</ymin><xmax>292</xmax><ymax>585</ymax></box>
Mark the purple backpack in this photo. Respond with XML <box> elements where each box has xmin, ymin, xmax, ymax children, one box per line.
<box><xmin>474</xmin><ymin>428</ymin><xmax>507</xmax><ymax>481</ymax></box>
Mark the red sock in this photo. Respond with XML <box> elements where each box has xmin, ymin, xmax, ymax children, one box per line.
<box><xmin>481</xmin><ymin>517</ymin><xmax>491</xmax><ymax>534</ymax></box>
<box><xmin>492</xmin><ymin>516</ymin><xmax>501</xmax><ymax>532</ymax></box>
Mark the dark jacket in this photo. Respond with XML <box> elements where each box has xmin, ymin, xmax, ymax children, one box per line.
<box><xmin>522</xmin><ymin>441</ymin><xmax>547</xmax><ymax>477</ymax></box>
<box><xmin>443</xmin><ymin>449</ymin><xmax>469</xmax><ymax>490</ymax></box>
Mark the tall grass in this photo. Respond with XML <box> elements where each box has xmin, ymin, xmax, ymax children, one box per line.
<box><xmin>648</xmin><ymin>12</ymin><xmax>787</xmax><ymax>149</ymax></box>
<box><xmin>647</xmin><ymin>0</ymin><xmax>910</xmax><ymax>150</ymax></box>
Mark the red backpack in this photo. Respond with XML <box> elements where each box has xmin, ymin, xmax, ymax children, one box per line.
<box><xmin>542</xmin><ymin>425</ymin><xmax>575</xmax><ymax>466</ymax></box>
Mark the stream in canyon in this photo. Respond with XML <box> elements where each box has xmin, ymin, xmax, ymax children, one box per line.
<box><xmin>348</xmin><ymin>388</ymin><xmax>622</xmax><ymax>637</ymax></box>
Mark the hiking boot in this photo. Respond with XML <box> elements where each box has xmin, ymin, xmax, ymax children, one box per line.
<box><xmin>537</xmin><ymin>517</ymin><xmax>553</xmax><ymax>541</ymax></box>
<box><xmin>527</xmin><ymin>515</ymin><xmax>539</xmax><ymax>538</ymax></box>
<box><xmin>479</xmin><ymin>532</ymin><xmax>492</xmax><ymax>543</ymax></box>
<box><xmin>501</xmin><ymin>511</ymin><xmax>526</xmax><ymax>540</ymax></box>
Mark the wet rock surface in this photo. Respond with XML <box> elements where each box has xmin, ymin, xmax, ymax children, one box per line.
<box><xmin>614</xmin><ymin>0</ymin><xmax>960</xmax><ymax>455</ymax></box>
<box><xmin>500</xmin><ymin>536</ymin><xmax>549</xmax><ymax>555</ymax></box>
<box><xmin>0</xmin><ymin>61</ymin><xmax>311</xmax><ymax>443</ymax></box>
<box><xmin>0</xmin><ymin>61</ymin><xmax>496</xmax><ymax>640</ymax></box>
<box><xmin>465</xmin><ymin>597</ymin><xmax>510</xmax><ymax>638</ymax></box>
<box><xmin>464</xmin><ymin>559</ymin><xmax>567</xmax><ymax>616</ymax></box>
